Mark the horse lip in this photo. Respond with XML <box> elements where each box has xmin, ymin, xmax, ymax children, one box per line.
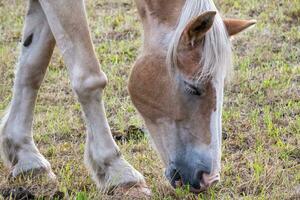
<box><xmin>202</xmin><ymin>173</ymin><xmax>220</xmax><ymax>187</ymax></box>
<box><xmin>190</xmin><ymin>185</ymin><xmax>207</xmax><ymax>193</ymax></box>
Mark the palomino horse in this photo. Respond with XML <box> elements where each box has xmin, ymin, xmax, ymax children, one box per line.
<box><xmin>0</xmin><ymin>0</ymin><xmax>255</xmax><ymax>196</ymax></box>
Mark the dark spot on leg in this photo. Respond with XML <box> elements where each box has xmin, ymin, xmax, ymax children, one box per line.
<box><xmin>22</xmin><ymin>136</ymin><xmax>32</xmax><ymax>145</ymax></box>
<box><xmin>2</xmin><ymin>138</ymin><xmax>19</xmax><ymax>166</ymax></box>
<box><xmin>23</xmin><ymin>33</ymin><xmax>33</xmax><ymax>47</ymax></box>
<box><xmin>88</xmin><ymin>149</ymin><xmax>122</xmax><ymax>182</ymax></box>
<box><xmin>96</xmin><ymin>168</ymin><xmax>106</xmax><ymax>181</ymax></box>
<box><xmin>116</xmin><ymin>150</ymin><xmax>121</xmax><ymax>157</ymax></box>
<box><xmin>103</xmin><ymin>150</ymin><xmax>122</xmax><ymax>167</ymax></box>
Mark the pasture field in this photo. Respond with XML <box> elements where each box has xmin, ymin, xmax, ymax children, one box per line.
<box><xmin>0</xmin><ymin>0</ymin><xmax>299</xmax><ymax>199</ymax></box>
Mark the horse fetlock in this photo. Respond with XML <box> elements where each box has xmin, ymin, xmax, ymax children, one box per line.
<box><xmin>85</xmin><ymin>151</ymin><xmax>145</xmax><ymax>191</ymax></box>
<box><xmin>11</xmin><ymin>151</ymin><xmax>55</xmax><ymax>179</ymax></box>
<box><xmin>0</xmin><ymin>122</ymin><xmax>19</xmax><ymax>167</ymax></box>
<box><xmin>0</xmin><ymin>130</ymin><xmax>54</xmax><ymax>179</ymax></box>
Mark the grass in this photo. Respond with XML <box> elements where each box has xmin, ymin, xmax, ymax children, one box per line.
<box><xmin>0</xmin><ymin>0</ymin><xmax>299</xmax><ymax>199</ymax></box>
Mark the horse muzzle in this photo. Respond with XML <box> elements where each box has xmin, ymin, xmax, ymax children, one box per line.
<box><xmin>165</xmin><ymin>152</ymin><xmax>219</xmax><ymax>193</ymax></box>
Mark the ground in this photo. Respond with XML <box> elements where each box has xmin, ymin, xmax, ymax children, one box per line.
<box><xmin>0</xmin><ymin>0</ymin><xmax>299</xmax><ymax>199</ymax></box>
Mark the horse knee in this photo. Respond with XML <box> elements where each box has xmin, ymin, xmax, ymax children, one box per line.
<box><xmin>72</xmin><ymin>70</ymin><xmax>108</xmax><ymax>100</ymax></box>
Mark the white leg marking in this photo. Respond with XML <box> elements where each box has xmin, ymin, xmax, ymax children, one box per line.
<box><xmin>0</xmin><ymin>0</ymin><xmax>55</xmax><ymax>178</ymax></box>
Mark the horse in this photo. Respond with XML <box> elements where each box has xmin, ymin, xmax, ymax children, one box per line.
<box><xmin>0</xmin><ymin>0</ymin><xmax>255</xmax><ymax>196</ymax></box>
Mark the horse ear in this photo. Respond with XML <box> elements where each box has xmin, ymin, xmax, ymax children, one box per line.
<box><xmin>223</xmin><ymin>19</ymin><xmax>256</xmax><ymax>36</ymax></box>
<box><xmin>180</xmin><ymin>11</ymin><xmax>216</xmax><ymax>47</ymax></box>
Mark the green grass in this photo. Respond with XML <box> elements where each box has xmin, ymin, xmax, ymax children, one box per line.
<box><xmin>0</xmin><ymin>0</ymin><xmax>299</xmax><ymax>199</ymax></box>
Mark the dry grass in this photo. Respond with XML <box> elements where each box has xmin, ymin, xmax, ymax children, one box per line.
<box><xmin>0</xmin><ymin>0</ymin><xmax>299</xmax><ymax>199</ymax></box>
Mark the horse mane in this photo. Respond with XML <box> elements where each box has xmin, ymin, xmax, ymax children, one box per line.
<box><xmin>167</xmin><ymin>0</ymin><xmax>232</xmax><ymax>83</ymax></box>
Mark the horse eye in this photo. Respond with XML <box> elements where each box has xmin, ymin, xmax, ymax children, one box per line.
<box><xmin>184</xmin><ymin>81</ymin><xmax>203</xmax><ymax>96</ymax></box>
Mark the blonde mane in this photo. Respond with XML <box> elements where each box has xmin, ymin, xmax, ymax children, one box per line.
<box><xmin>167</xmin><ymin>0</ymin><xmax>232</xmax><ymax>82</ymax></box>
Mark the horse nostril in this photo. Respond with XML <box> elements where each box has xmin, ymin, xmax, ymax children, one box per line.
<box><xmin>167</xmin><ymin>167</ymin><xmax>182</xmax><ymax>188</ymax></box>
<box><xmin>171</xmin><ymin>168</ymin><xmax>180</xmax><ymax>180</ymax></box>
<box><xmin>187</xmin><ymin>170</ymin><xmax>211</xmax><ymax>191</ymax></box>
<box><xmin>197</xmin><ymin>170</ymin><xmax>205</xmax><ymax>180</ymax></box>
<box><xmin>173</xmin><ymin>171</ymin><xmax>182</xmax><ymax>187</ymax></box>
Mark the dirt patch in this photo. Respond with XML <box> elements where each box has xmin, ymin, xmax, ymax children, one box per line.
<box><xmin>0</xmin><ymin>187</ymin><xmax>64</xmax><ymax>200</ymax></box>
<box><xmin>113</xmin><ymin>125</ymin><xmax>147</xmax><ymax>143</ymax></box>
<box><xmin>1</xmin><ymin>187</ymin><xmax>35</xmax><ymax>200</ymax></box>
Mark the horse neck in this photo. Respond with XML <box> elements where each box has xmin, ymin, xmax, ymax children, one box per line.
<box><xmin>135</xmin><ymin>0</ymin><xmax>184</xmax><ymax>24</ymax></box>
<box><xmin>135</xmin><ymin>0</ymin><xmax>185</xmax><ymax>52</ymax></box>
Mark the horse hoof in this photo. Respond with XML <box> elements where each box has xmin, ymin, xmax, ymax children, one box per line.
<box><xmin>112</xmin><ymin>183</ymin><xmax>151</xmax><ymax>199</ymax></box>
<box><xmin>9</xmin><ymin>155</ymin><xmax>56</xmax><ymax>181</ymax></box>
<box><xmin>9</xmin><ymin>166</ymin><xmax>56</xmax><ymax>181</ymax></box>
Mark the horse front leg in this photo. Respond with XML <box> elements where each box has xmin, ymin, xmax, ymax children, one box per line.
<box><xmin>38</xmin><ymin>0</ymin><xmax>150</xmax><ymax>195</ymax></box>
<box><xmin>0</xmin><ymin>0</ymin><xmax>55</xmax><ymax>178</ymax></box>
